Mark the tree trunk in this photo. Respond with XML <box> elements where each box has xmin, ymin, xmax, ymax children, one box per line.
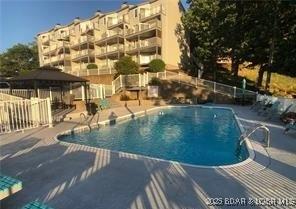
<box><xmin>265</xmin><ymin>3</ymin><xmax>277</xmax><ymax>91</ymax></box>
<box><xmin>257</xmin><ymin>66</ymin><xmax>264</xmax><ymax>87</ymax></box>
<box><xmin>231</xmin><ymin>58</ymin><xmax>239</xmax><ymax>77</ymax></box>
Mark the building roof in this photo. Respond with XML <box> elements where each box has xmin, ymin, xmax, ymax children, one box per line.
<box><xmin>10</xmin><ymin>67</ymin><xmax>88</xmax><ymax>83</ymax></box>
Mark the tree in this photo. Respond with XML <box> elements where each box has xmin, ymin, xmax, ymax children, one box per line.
<box><xmin>0</xmin><ymin>42</ymin><xmax>39</xmax><ymax>76</ymax></box>
<box><xmin>243</xmin><ymin>0</ymin><xmax>296</xmax><ymax>89</ymax></box>
<box><xmin>148</xmin><ymin>59</ymin><xmax>165</xmax><ymax>72</ymax></box>
<box><xmin>114</xmin><ymin>56</ymin><xmax>139</xmax><ymax>75</ymax></box>
<box><xmin>181</xmin><ymin>0</ymin><xmax>221</xmax><ymax>79</ymax></box>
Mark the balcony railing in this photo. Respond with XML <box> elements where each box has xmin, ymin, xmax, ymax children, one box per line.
<box><xmin>126</xmin><ymin>20</ymin><xmax>161</xmax><ymax>36</ymax></box>
<box><xmin>107</xmin><ymin>16</ymin><xmax>129</xmax><ymax>28</ymax></box>
<box><xmin>100</xmin><ymin>29</ymin><xmax>123</xmax><ymax>40</ymax></box>
<box><xmin>126</xmin><ymin>37</ymin><xmax>161</xmax><ymax>52</ymax></box>
<box><xmin>97</xmin><ymin>45</ymin><xmax>123</xmax><ymax>56</ymax></box>
<box><xmin>81</xmin><ymin>25</ymin><xmax>94</xmax><ymax>34</ymax></box>
<box><xmin>71</xmin><ymin>35</ymin><xmax>94</xmax><ymax>46</ymax></box>
<box><xmin>57</xmin><ymin>32</ymin><xmax>70</xmax><ymax>40</ymax></box>
<box><xmin>43</xmin><ymin>45</ymin><xmax>57</xmax><ymax>54</ymax></box>
<box><xmin>139</xmin><ymin>6</ymin><xmax>162</xmax><ymax>20</ymax></box>
<box><xmin>139</xmin><ymin>37</ymin><xmax>161</xmax><ymax>48</ymax></box>
<box><xmin>72</xmin><ymin>49</ymin><xmax>95</xmax><ymax>59</ymax></box>
<box><xmin>41</xmin><ymin>36</ymin><xmax>50</xmax><ymax>43</ymax></box>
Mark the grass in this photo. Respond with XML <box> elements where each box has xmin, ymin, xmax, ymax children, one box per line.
<box><xmin>200</xmin><ymin>63</ymin><xmax>295</xmax><ymax>98</ymax></box>
<box><xmin>239</xmin><ymin>66</ymin><xmax>296</xmax><ymax>97</ymax></box>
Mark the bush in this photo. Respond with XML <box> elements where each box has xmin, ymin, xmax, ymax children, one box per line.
<box><xmin>149</xmin><ymin>77</ymin><xmax>162</xmax><ymax>86</ymax></box>
<box><xmin>148</xmin><ymin>59</ymin><xmax>165</xmax><ymax>72</ymax></box>
<box><xmin>87</xmin><ymin>63</ymin><xmax>98</xmax><ymax>69</ymax></box>
<box><xmin>114</xmin><ymin>56</ymin><xmax>139</xmax><ymax>75</ymax></box>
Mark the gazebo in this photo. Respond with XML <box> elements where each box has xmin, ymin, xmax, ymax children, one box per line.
<box><xmin>9</xmin><ymin>66</ymin><xmax>89</xmax><ymax>102</ymax></box>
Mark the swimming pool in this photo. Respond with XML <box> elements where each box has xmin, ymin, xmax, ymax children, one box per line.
<box><xmin>59</xmin><ymin>106</ymin><xmax>249</xmax><ymax>166</ymax></box>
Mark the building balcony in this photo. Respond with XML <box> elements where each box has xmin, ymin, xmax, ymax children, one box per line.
<box><xmin>71</xmin><ymin>63</ymin><xmax>116</xmax><ymax>76</ymax></box>
<box><xmin>71</xmin><ymin>35</ymin><xmax>94</xmax><ymax>48</ymax></box>
<box><xmin>95</xmin><ymin>29</ymin><xmax>124</xmax><ymax>45</ymax></box>
<box><xmin>43</xmin><ymin>45</ymin><xmax>57</xmax><ymax>55</ymax></box>
<box><xmin>125</xmin><ymin>20</ymin><xmax>161</xmax><ymax>38</ymax></box>
<box><xmin>57</xmin><ymin>32</ymin><xmax>70</xmax><ymax>40</ymax></box>
<box><xmin>41</xmin><ymin>36</ymin><xmax>50</xmax><ymax>45</ymax></box>
<box><xmin>80</xmin><ymin>26</ymin><xmax>94</xmax><ymax>35</ymax></box>
<box><xmin>51</xmin><ymin>54</ymin><xmax>71</xmax><ymax>63</ymax></box>
<box><xmin>96</xmin><ymin>45</ymin><xmax>124</xmax><ymax>57</ymax></box>
<box><xmin>126</xmin><ymin>37</ymin><xmax>161</xmax><ymax>54</ymax></box>
<box><xmin>139</xmin><ymin>6</ymin><xmax>162</xmax><ymax>22</ymax></box>
<box><xmin>107</xmin><ymin>17</ymin><xmax>128</xmax><ymax>29</ymax></box>
<box><xmin>72</xmin><ymin>49</ymin><xmax>95</xmax><ymax>61</ymax></box>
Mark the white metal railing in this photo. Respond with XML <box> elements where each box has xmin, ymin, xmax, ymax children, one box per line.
<box><xmin>0</xmin><ymin>92</ymin><xmax>23</xmax><ymax>101</ymax></box>
<box><xmin>73</xmin><ymin>49</ymin><xmax>94</xmax><ymax>59</ymax></box>
<box><xmin>0</xmin><ymin>89</ymin><xmax>36</xmax><ymax>99</ymax></box>
<box><xmin>89</xmin><ymin>84</ymin><xmax>104</xmax><ymax>99</ymax></box>
<box><xmin>126</xmin><ymin>20</ymin><xmax>161</xmax><ymax>35</ymax></box>
<box><xmin>101</xmin><ymin>29</ymin><xmax>123</xmax><ymax>39</ymax></box>
<box><xmin>0</xmin><ymin>98</ymin><xmax>53</xmax><ymax>134</ymax></box>
<box><xmin>139</xmin><ymin>6</ymin><xmax>162</xmax><ymax>20</ymax></box>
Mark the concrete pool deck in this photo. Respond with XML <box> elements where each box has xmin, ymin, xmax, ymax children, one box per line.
<box><xmin>1</xmin><ymin>105</ymin><xmax>295</xmax><ymax>209</ymax></box>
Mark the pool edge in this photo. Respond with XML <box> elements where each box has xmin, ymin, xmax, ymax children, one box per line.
<box><xmin>53</xmin><ymin>105</ymin><xmax>258</xmax><ymax>172</ymax></box>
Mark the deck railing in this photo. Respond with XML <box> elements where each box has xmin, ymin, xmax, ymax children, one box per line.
<box><xmin>0</xmin><ymin>98</ymin><xmax>53</xmax><ymax>134</ymax></box>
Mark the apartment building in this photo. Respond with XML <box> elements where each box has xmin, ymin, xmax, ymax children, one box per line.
<box><xmin>37</xmin><ymin>0</ymin><xmax>184</xmax><ymax>77</ymax></box>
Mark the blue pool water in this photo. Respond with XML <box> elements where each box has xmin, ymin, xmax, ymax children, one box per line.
<box><xmin>60</xmin><ymin>106</ymin><xmax>249</xmax><ymax>166</ymax></box>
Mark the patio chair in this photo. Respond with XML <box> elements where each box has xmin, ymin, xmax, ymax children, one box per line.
<box><xmin>99</xmin><ymin>99</ymin><xmax>110</xmax><ymax>110</ymax></box>
<box><xmin>250</xmin><ymin>97</ymin><xmax>267</xmax><ymax>110</ymax></box>
<box><xmin>21</xmin><ymin>201</ymin><xmax>54</xmax><ymax>209</ymax></box>
<box><xmin>261</xmin><ymin>101</ymin><xmax>283</xmax><ymax>118</ymax></box>
<box><xmin>267</xmin><ymin>103</ymin><xmax>295</xmax><ymax>120</ymax></box>
<box><xmin>0</xmin><ymin>175</ymin><xmax>22</xmax><ymax>200</ymax></box>
<box><xmin>284</xmin><ymin>120</ymin><xmax>296</xmax><ymax>133</ymax></box>
<box><xmin>257</xmin><ymin>100</ymin><xmax>277</xmax><ymax>115</ymax></box>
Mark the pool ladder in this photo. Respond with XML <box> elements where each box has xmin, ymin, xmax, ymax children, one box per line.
<box><xmin>80</xmin><ymin>113</ymin><xmax>92</xmax><ymax>132</ymax></box>
<box><xmin>239</xmin><ymin>125</ymin><xmax>271</xmax><ymax>147</ymax></box>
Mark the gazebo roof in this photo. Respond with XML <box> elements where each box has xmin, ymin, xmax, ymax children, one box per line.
<box><xmin>10</xmin><ymin>67</ymin><xmax>88</xmax><ymax>83</ymax></box>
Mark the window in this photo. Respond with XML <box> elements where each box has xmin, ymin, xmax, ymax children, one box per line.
<box><xmin>135</xmin><ymin>9</ymin><xmax>138</xmax><ymax>18</ymax></box>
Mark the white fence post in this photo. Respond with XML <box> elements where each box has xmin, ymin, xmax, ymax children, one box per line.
<box><xmin>120</xmin><ymin>75</ymin><xmax>123</xmax><ymax>88</ymax></box>
<box><xmin>164</xmin><ymin>70</ymin><xmax>167</xmax><ymax>79</ymax></box>
<box><xmin>47</xmin><ymin>98</ymin><xmax>53</xmax><ymax>128</ymax></box>
<box><xmin>139</xmin><ymin>74</ymin><xmax>141</xmax><ymax>87</ymax></box>
<box><xmin>195</xmin><ymin>77</ymin><xmax>198</xmax><ymax>87</ymax></box>
<box><xmin>112</xmin><ymin>81</ymin><xmax>115</xmax><ymax>94</ymax></box>
<box><xmin>100</xmin><ymin>84</ymin><xmax>103</xmax><ymax>99</ymax></box>
<box><xmin>103</xmin><ymin>85</ymin><xmax>106</xmax><ymax>98</ymax></box>
<box><xmin>233</xmin><ymin>86</ymin><xmax>236</xmax><ymax>98</ymax></box>
<box><xmin>81</xmin><ymin>86</ymin><xmax>85</xmax><ymax>101</ymax></box>
<box><xmin>49</xmin><ymin>87</ymin><xmax>53</xmax><ymax>101</ymax></box>
<box><xmin>214</xmin><ymin>82</ymin><xmax>216</xmax><ymax>93</ymax></box>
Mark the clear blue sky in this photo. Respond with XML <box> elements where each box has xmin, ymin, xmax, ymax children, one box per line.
<box><xmin>0</xmin><ymin>0</ymin><xmax>188</xmax><ymax>52</ymax></box>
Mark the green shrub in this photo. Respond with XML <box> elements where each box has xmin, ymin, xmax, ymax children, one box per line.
<box><xmin>149</xmin><ymin>77</ymin><xmax>162</xmax><ymax>86</ymax></box>
<box><xmin>114</xmin><ymin>56</ymin><xmax>139</xmax><ymax>75</ymax></box>
<box><xmin>87</xmin><ymin>63</ymin><xmax>98</xmax><ymax>69</ymax></box>
<box><xmin>148</xmin><ymin>59</ymin><xmax>165</xmax><ymax>72</ymax></box>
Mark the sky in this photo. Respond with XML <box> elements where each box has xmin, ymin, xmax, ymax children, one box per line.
<box><xmin>0</xmin><ymin>0</ymin><xmax>188</xmax><ymax>52</ymax></box>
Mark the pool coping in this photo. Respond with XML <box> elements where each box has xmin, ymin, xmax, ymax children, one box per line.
<box><xmin>53</xmin><ymin>105</ymin><xmax>259</xmax><ymax>171</ymax></box>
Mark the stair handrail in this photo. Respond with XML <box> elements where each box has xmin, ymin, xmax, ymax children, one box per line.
<box><xmin>239</xmin><ymin>124</ymin><xmax>271</xmax><ymax>147</ymax></box>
